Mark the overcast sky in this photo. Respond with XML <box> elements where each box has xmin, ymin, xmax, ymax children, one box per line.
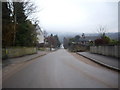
<box><xmin>31</xmin><ymin>0</ymin><xmax>118</xmax><ymax>33</ymax></box>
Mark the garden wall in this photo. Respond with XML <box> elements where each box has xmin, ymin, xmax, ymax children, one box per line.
<box><xmin>90</xmin><ymin>46</ymin><xmax>120</xmax><ymax>58</ymax></box>
<box><xmin>2</xmin><ymin>47</ymin><xmax>37</xmax><ymax>59</ymax></box>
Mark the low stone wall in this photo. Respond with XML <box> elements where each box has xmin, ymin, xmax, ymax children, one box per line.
<box><xmin>90</xmin><ymin>46</ymin><xmax>120</xmax><ymax>58</ymax></box>
<box><xmin>2</xmin><ymin>47</ymin><xmax>37</xmax><ymax>59</ymax></box>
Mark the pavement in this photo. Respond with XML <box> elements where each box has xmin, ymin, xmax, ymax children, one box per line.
<box><xmin>77</xmin><ymin>52</ymin><xmax>120</xmax><ymax>71</ymax></box>
<box><xmin>2</xmin><ymin>51</ymin><xmax>49</xmax><ymax>68</ymax></box>
<box><xmin>3</xmin><ymin>49</ymin><xmax>118</xmax><ymax>88</ymax></box>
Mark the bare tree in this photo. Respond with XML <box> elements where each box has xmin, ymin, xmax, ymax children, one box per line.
<box><xmin>97</xmin><ymin>25</ymin><xmax>107</xmax><ymax>37</ymax></box>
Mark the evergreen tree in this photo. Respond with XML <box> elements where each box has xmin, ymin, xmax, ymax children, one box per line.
<box><xmin>2</xmin><ymin>2</ymin><xmax>13</xmax><ymax>47</ymax></box>
<box><xmin>13</xmin><ymin>2</ymin><xmax>27</xmax><ymax>24</ymax></box>
<box><xmin>2</xmin><ymin>1</ymin><xmax>38</xmax><ymax>47</ymax></box>
<box><xmin>74</xmin><ymin>35</ymin><xmax>80</xmax><ymax>42</ymax></box>
<box><xmin>54</xmin><ymin>35</ymin><xmax>61</xmax><ymax>47</ymax></box>
<box><xmin>12</xmin><ymin>1</ymin><xmax>38</xmax><ymax>46</ymax></box>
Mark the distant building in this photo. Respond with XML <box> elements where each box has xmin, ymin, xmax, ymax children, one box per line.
<box><xmin>44</xmin><ymin>37</ymin><xmax>49</xmax><ymax>47</ymax></box>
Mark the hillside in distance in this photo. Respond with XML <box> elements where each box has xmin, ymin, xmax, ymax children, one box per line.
<box><xmin>47</xmin><ymin>31</ymin><xmax>119</xmax><ymax>43</ymax></box>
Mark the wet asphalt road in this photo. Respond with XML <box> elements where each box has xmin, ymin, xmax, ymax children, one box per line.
<box><xmin>3</xmin><ymin>49</ymin><xmax>118</xmax><ymax>88</ymax></box>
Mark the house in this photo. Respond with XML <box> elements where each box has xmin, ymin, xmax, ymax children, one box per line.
<box><xmin>79</xmin><ymin>36</ymin><xmax>99</xmax><ymax>46</ymax></box>
<box><xmin>36</xmin><ymin>25</ymin><xmax>44</xmax><ymax>47</ymax></box>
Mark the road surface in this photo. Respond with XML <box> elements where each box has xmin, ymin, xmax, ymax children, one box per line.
<box><xmin>3</xmin><ymin>49</ymin><xmax>119</xmax><ymax>88</ymax></box>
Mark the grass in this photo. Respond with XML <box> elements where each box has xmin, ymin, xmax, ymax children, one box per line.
<box><xmin>38</xmin><ymin>48</ymin><xmax>46</xmax><ymax>51</ymax></box>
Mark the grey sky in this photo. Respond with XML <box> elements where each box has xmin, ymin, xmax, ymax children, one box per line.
<box><xmin>31</xmin><ymin>0</ymin><xmax>118</xmax><ymax>33</ymax></box>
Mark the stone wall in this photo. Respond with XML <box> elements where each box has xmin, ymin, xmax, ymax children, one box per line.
<box><xmin>2</xmin><ymin>47</ymin><xmax>37</xmax><ymax>59</ymax></box>
<box><xmin>90</xmin><ymin>46</ymin><xmax>120</xmax><ymax>58</ymax></box>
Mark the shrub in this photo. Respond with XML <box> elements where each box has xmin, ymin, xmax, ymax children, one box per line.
<box><xmin>95</xmin><ymin>36</ymin><xmax>110</xmax><ymax>45</ymax></box>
